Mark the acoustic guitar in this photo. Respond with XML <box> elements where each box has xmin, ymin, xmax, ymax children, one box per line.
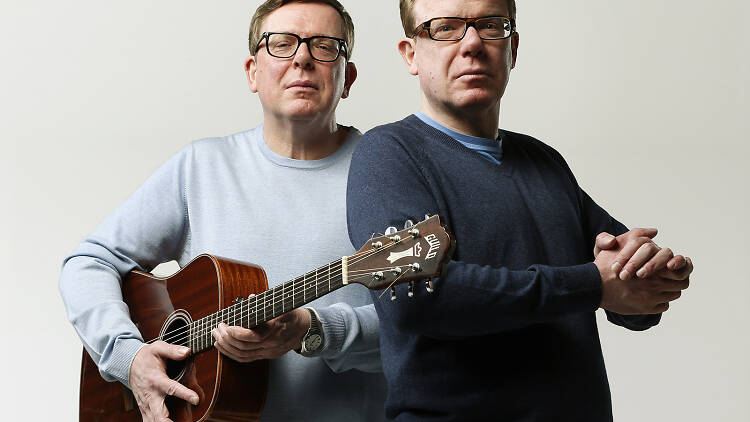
<box><xmin>79</xmin><ymin>215</ymin><xmax>453</xmax><ymax>422</ymax></box>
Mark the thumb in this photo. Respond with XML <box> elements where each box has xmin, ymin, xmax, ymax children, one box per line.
<box><xmin>154</xmin><ymin>341</ymin><xmax>191</xmax><ymax>360</ymax></box>
<box><xmin>594</xmin><ymin>232</ymin><xmax>617</xmax><ymax>256</ymax></box>
<box><xmin>627</xmin><ymin>227</ymin><xmax>658</xmax><ymax>239</ymax></box>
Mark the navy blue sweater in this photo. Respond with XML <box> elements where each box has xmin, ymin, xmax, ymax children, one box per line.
<box><xmin>346</xmin><ymin>115</ymin><xmax>660</xmax><ymax>422</ymax></box>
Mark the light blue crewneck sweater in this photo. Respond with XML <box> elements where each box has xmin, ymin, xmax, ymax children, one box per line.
<box><xmin>59</xmin><ymin>126</ymin><xmax>386</xmax><ymax>422</ymax></box>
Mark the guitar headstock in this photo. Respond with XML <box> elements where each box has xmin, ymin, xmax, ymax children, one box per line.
<box><xmin>346</xmin><ymin>215</ymin><xmax>454</xmax><ymax>297</ymax></box>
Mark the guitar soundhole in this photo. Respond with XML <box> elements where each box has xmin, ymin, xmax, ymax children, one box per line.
<box><xmin>162</xmin><ymin>313</ymin><xmax>190</xmax><ymax>381</ymax></box>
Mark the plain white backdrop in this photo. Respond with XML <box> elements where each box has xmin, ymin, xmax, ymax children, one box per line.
<box><xmin>1</xmin><ymin>0</ymin><xmax>748</xmax><ymax>420</ymax></box>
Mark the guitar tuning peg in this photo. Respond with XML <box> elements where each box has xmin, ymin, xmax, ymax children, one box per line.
<box><xmin>403</xmin><ymin>219</ymin><xmax>414</xmax><ymax>229</ymax></box>
<box><xmin>425</xmin><ymin>279</ymin><xmax>435</xmax><ymax>294</ymax></box>
<box><xmin>408</xmin><ymin>281</ymin><xmax>415</xmax><ymax>297</ymax></box>
<box><xmin>385</xmin><ymin>226</ymin><xmax>398</xmax><ymax>236</ymax></box>
<box><xmin>390</xmin><ymin>287</ymin><xmax>397</xmax><ymax>301</ymax></box>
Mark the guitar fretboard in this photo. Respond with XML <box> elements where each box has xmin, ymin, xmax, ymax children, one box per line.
<box><xmin>188</xmin><ymin>259</ymin><xmax>346</xmax><ymax>354</ymax></box>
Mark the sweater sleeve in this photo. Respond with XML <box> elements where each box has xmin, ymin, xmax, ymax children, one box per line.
<box><xmin>313</xmin><ymin>302</ymin><xmax>381</xmax><ymax>373</ymax></box>
<box><xmin>59</xmin><ymin>146</ymin><xmax>191</xmax><ymax>387</ymax></box>
<box><xmin>346</xmin><ymin>131</ymin><xmax>605</xmax><ymax>339</ymax></box>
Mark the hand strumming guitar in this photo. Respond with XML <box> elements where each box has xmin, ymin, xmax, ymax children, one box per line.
<box><xmin>129</xmin><ymin>341</ymin><xmax>199</xmax><ymax>422</ymax></box>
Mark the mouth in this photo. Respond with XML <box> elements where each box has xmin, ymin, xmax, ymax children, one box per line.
<box><xmin>455</xmin><ymin>70</ymin><xmax>490</xmax><ymax>79</ymax></box>
<box><xmin>287</xmin><ymin>80</ymin><xmax>318</xmax><ymax>90</ymax></box>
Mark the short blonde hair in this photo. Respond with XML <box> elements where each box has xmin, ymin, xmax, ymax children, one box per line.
<box><xmin>248</xmin><ymin>0</ymin><xmax>355</xmax><ymax>59</ymax></box>
<box><xmin>399</xmin><ymin>0</ymin><xmax>516</xmax><ymax>37</ymax></box>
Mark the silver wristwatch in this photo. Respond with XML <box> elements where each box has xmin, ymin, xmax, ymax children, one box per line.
<box><xmin>299</xmin><ymin>308</ymin><xmax>323</xmax><ymax>356</ymax></box>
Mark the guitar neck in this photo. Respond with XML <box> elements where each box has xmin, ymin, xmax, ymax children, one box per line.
<box><xmin>188</xmin><ymin>258</ymin><xmax>347</xmax><ymax>354</ymax></box>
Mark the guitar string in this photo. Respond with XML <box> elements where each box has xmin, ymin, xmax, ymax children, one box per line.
<box><xmin>148</xmin><ymin>233</ymin><xmax>430</xmax><ymax>346</ymax></box>
<box><xmin>153</xmin><ymin>272</ymin><xmax>392</xmax><ymax>348</ymax></box>
<box><xmin>152</xmin><ymin>257</ymin><xmax>414</xmax><ymax>347</ymax></box>
<box><xmin>148</xmin><ymin>264</ymin><xmax>411</xmax><ymax>344</ymax></box>
<box><xmin>152</xmin><ymin>232</ymin><xmax>431</xmax><ymax>346</ymax></box>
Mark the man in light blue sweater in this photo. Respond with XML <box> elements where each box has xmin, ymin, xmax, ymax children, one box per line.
<box><xmin>59</xmin><ymin>1</ymin><xmax>386</xmax><ymax>421</ymax></box>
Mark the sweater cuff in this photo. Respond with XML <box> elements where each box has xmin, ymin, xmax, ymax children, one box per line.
<box><xmin>543</xmin><ymin>262</ymin><xmax>603</xmax><ymax>313</ymax></box>
<box><xmin>313</xmin><ymin>305</ymin><xmax>347</xmax><ymax>356</ymax></box>
<box><xmin>101</xmin><ymin>338</ymin><xmax>146</xmax><ymax>388</ymax></box>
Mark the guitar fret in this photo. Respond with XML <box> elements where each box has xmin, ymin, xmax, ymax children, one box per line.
<box><xmin>157</xmin><ymin>254</ymin><xmax>362</xmax><ymax>356</ymax></box>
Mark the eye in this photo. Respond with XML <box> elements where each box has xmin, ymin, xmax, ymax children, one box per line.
<box><xmin>313</xmin><ymin>39</ymin><xmax>338</xmax><ymax>51</ymax></box>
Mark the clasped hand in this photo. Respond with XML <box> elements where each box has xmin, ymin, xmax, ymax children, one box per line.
<box><xmin>594</xmin><ymin>228</ymin><xmax>693</xmax><ymax>314</ymax></box>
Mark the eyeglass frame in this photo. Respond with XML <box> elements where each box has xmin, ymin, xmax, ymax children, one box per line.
<box><xmin>411</xmin><ymin>16</ymin><xmax>517</xmax><ymax>41</ymax></box>
<box><xmin>254</xmin><ymin>31</ymin><xmax>349</xmax><ymax>62</ymax></box>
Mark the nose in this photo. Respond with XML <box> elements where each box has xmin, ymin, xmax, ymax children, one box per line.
<box><xmin>293</xmin><ymin>41</ymin><xmax>315</xmax><ymax>69</ymax></box>
<box><xmin>459</xmin><ymin>26</ymin><xmax>484</xmax><ymax>57</ymax></box>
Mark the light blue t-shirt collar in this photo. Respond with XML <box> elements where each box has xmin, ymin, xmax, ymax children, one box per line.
<box><xmin>415</xmin><ymin>112</ymin><xmax>503</xmax><ymax>164</ymax></box>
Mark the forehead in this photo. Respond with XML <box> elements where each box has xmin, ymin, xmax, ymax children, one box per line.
<box><xmin>412</xmin><ymin>0</ymin><xmax>509</xmax><ymax>22</ymax></box>
<box><xmin>262</xmin><ymin>2</ymin><xmax>345</xmax><ymax>38</ymax></box>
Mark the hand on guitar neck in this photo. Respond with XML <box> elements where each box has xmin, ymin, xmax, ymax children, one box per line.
<box><xmin>129</xmin><ymin>342</ymin><xmax>200</xmax><ymax>422</ymax></box>
<box><xmin>211</xmin><ymin>306</ymin><xmax>310</xmax><ymax>362</ymax></box>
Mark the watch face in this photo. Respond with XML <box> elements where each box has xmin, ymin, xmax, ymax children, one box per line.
<box><xmin>305</xmin><ymin>334</ymin><xmax>322</xmax><ymax>351</ymax></box>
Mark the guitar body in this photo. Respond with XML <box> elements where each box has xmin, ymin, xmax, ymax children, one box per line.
<box><xmin>77</xmin><ymin>216</ymin><xmax>454</xmax><ymax>421</ymax></box>
<box><xmin>79</xmin><ymin>254</ymin><xmax>270</xmax><ymax>422</ymax></box>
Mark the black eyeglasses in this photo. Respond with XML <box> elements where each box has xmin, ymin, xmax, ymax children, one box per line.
<box><xmin>412</xmin><ymin>16</ymin><xmax>516</xmax><ymax>41</ymax></box>
<box><xmin>255</xmin><ymin>32</ymin><xmax>348</xmax><ymax>62</ymax></box>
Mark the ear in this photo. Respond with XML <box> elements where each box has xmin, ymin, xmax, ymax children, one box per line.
<box><xmin>510</xmin><ymin>32</ymin><xmax>519</xmax><ymax>70</ymax></box>
<box><xmin>397</xmin><ymin>37</ymin><xmax>419</xmax><ymax>76</ymax></box>
<box><xmin>341</xmin><ymin>61</ymin><xmax>358</xmax><ymax>99</ymax></box>
<box><xmin>244</xmin><ymin>55</ymin><xmax>259</xmax><ymax>93</ymax></box>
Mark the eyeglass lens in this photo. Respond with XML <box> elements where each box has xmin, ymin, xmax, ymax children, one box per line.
<box><xmin>429</xmin><ymin>17</ymin><xmax>512</xmax><ymax>40</ymax></box>
<box><xmin>266</xmin><ymin>33</ymin><xmax>341</xmax><ymax>61</ymax></box>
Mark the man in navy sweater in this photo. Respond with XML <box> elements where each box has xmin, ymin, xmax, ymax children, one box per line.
<box><xmin>346</xmin><ymin>0</ymin><xmax>694</xmax><ymax>420</ymax></box>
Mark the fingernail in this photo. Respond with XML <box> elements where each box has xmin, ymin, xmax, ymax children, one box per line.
<box><xmin>611</xmin><ymin>262</ymin><xmax>622</xmax><ymax>273</ymax></box>
<box><xmin>191</xmin><ymin>396</ymin><xmax>199</xmax><ymax>405</ymax></box>
<box><xmin>636</xmin><ymin>268</ymin><xmax>646</xmax><ymax>278</ymax></box>
<box><xmin>619</xmin><ymin>269</ymin><xmax>630</xmax><ymax>280</ymax></box>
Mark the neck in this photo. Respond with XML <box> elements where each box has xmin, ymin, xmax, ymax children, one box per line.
<box><xmin>189</xmin><ymin>258</ymin><xmax>347</xmax><ymax>354</ymax></box>
<box><xmin>420</xmin><ymin>100</ymin><xmax>500</xmax><ymax>139</ymax></box>
<box><xmin>262</xmin><ymin>113</ymin><xmax>347</xmax><ymax>160</ymax></box>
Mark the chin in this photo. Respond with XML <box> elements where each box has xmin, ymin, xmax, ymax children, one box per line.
<box><xmin>451</xmin><ymin>91</ymin><xmax>500</xmax><ymax>111</ymax></box>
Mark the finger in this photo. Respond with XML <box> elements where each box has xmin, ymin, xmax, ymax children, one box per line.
<box><xmin>666</xmin><ymin>255</ymin><xmax>686</xmax><ymax>271</ymax></box>
<box><xmin>619</xmin><ymin>242</ymin><xmax>660</xmax><ymax>280</ymax></box>
<box><xmin>594</xmin><ymin>232</ymin><xmax>617</xmax><ymax>256</ymax></box>
<box><xmin>610</xmin><ymin>236</ymin><xmax>652</xmax><ymax>275</ymax></box>
<box><xmin>159</xmin><ymin>378</ymin><xmax>200</xmax><ymax>405</ymax></box>
<box><xmin>635</xmin><ymin>248</ymin><xmax>673</xmax><ymax>279</ymax></box>
<box><xmin>214</xmin><ymin>340</ymin><xmax>261</xmax><ymax>363</ymax></box>
<box><xmin>656</xmin><ymin>277</ymin><xmax>690</xmax><ymax>292</ymax></box>
<box><xmin>626</xmin><ymin>227</ymin><xmax>658</xmax><ymax>240</ymax></box>
<box><xmin>658</xmin><ymin>291</ymin><xmax>682</xmax><ymax>302</ymax></box>
<box><xmin>147</xmin><ymin>393</ymin><xmax>169</xmax><ymax>422</ymax></box>
<box><xmin>137</xmin><ymin>402</ymin><xmax>154</xmax><ymax>422</ymax></box>
<box><xmin>660</xmin><ymin>256</ymin><xmax>694</xmax><ymax>281</ymax></box>
<box><xmin>214</xmin><ymin>323</ymin><xmax>265</xmax><ymax>349</ymax></box>
<box><xmin>156</xmin><ymin>400</ymin><xmax>173</xmax><ymax>422</ymax></box>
